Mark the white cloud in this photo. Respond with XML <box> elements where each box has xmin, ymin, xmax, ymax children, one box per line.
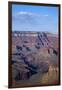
<box><xmin>15</xmin><ymin>11</ymin><xmax>42</xmax><ymax>17</ymax></box>
<box><xmin>13</xmin><ymin>11</ymin><xmax>49</xmax><ymax>18</ymax></box>
<box><xmin>44</xmin><ymin>14</ymin><xmax>49</xmax><ymax>17</ymax></box>
<box><xmin>17</xmin><ymin>11</ymin><xmax>33</xmax><ymax>15</ymax></box>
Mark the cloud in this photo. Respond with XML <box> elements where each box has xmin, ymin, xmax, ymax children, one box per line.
<box><xmin>14</xmin><ymin>11</ymin><xmax>42</xmax><ymax>17</ymax></box>
<box><xmin>17</xmin><ymin>11</ymin><xmax>34</xmax><ymax>15</ymax></box>
<box><xmin>44</xmin><ymin>14</ymin><xmax>49</xmax><ymax>17</ymax></box>
<box><xmin>13</xmin><ymin>11</ymin><xmax>49</xmax><ymax>18</ymax></box>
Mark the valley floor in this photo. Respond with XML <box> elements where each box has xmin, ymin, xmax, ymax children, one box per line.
<box><xmin>12</xmin><ymin>65</ymin><xmax>59</xmax><ymax>88</ymax></box>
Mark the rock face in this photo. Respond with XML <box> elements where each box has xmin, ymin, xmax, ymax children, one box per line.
<box><xmin>12</xmin><ymin>31</ymin><xmax>59</xmax><ymax>81</ymax></box>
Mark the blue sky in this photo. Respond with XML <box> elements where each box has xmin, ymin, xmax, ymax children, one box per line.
<box><xmin>12</xmin><ymin>4</ymin><xmax>59</xmax><ymax>34</ymax></box>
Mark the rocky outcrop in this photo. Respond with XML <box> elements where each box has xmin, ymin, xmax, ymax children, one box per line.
<box><xmin>12</xmin><ymin>31</ymin><xmax>58</xmax><ymax>81</ymax></box>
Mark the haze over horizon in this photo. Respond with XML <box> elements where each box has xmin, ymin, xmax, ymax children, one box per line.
<box><xmin>12</xmin><ymin>4</ymin><xmax>59</xmax><ymax>34</ymax></box>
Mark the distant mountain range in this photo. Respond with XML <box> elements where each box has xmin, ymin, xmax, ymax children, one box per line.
<box><xmin>12</xmin><ymin>31</ymin><xmax>58</xmax><ymax>51</ymax></box>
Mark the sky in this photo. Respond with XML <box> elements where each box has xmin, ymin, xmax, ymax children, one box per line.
<box><xmin>12</xmin><ymin>4</ymin><xmax>59</xmax><ymax>34</ymax></box>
